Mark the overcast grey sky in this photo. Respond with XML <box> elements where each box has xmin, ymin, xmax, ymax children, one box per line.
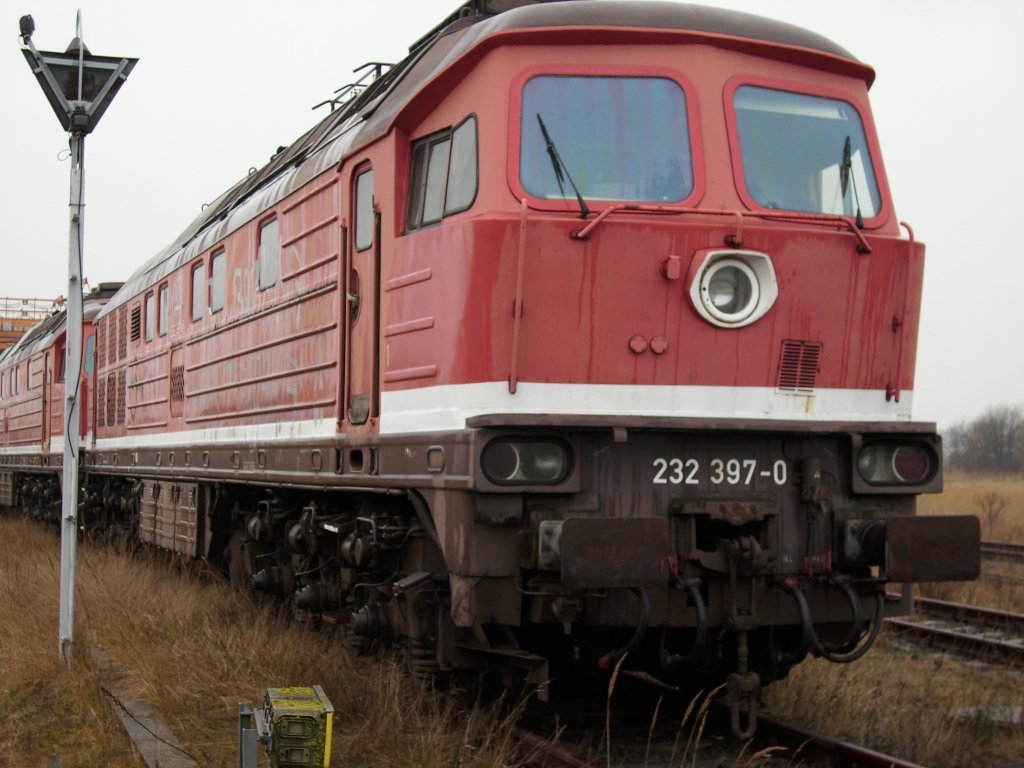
<box><xmin>3</xmin><ymin>0</ymin><xmax>1021</xmax><ymax>428</ymax></box>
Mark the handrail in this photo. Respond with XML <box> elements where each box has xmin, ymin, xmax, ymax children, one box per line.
<box><xmin>568</xmin><ymin>203</ymin><xmax>873</xmax><ymax>254</ymax></box>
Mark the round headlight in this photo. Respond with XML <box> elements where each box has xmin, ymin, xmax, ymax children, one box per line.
<box><xmin>481</xmin><ymin>439</ymin><xmax>571</xmax><ymax>485</ymax></box>
<box><xmin>687</xmin><ymin>250</ymin><xmax>778</xmax><ymax>329</ymax></box>
<box><xmin>700</xmin><ymin>258</ymin><xmax>759</xmax><ymax>324</ymax></box>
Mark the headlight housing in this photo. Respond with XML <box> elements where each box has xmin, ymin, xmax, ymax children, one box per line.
<box><xmin>688</xmin><ymin>249</ymin><xmax>778</xmax><ymax>328</ymax></box>
<box><xmin>856</xmin><ymin>443</ymin><xmax>936</xmax><ymax>486</ymax></box>
<box><xmin>481</xmin><ymin>438</ymin><xmax>571</xmax><ymax>485</ymax></box>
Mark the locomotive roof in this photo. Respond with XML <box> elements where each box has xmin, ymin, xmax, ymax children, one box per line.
<box><xmin>0</xmin><ymin>283</ymin><xmax>122</xmax><ymax>367</ymax></box>
<box><xmin>1</xmin><ymin>308</ymin><xmax>67</xmax><ymax>365</ymax></box>
<box><xmin>98</xmin><ymin>0</ymin><xmax>868</xmax><ymax>319</ymax></box>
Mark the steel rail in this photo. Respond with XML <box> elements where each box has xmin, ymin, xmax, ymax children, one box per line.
<box><xmin>981</xmin><ymin>539</ymin><xmax>1024</xmax><ymax>565</ymax></box>
<box><xmin>510</xmin><ymin>727</ymin><xmax>598</xmax><ymax>768</ymax></box>
<box><xmin>756</xmin><ymin>712</ymin><xmax>929</xmax><ymax>768</ymax></box>
<box><xmin>885</xmin><ymin>596</ymin><xmax>1024</xmax><ymax>663</ymax></box>
<box><xmin>915</xmin><ymin>596</ymin><xmax>1024</xmax><ymax>632</ymax></box>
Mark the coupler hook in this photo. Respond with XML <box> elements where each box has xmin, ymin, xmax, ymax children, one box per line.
<box><xmin>726</xmin><ymin>630</ymin><xmax>761</xmax><ymax>740</ymax></box>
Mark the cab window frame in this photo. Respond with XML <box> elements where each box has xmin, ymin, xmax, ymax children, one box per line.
<box><xmin>157</xmin><ymin>282</ymin><xmax>169</xmax><ymax>337</ymax></box>
<box><xmin>354</xmin><ymin>167</ymin><xmax>375</xmax><ymax>252</ymax></box>
<box><xmin>257</xmin><ymin>216</ymin><xmax>280</xmax><ymax>291</ymax></box>
<box><xmin>210</xmin><ymin>249</ymin><xmax>226</xmax><ymax>314</ymax></box>
<box><xmin>507</xmin><ymin>65</ymin><xmax>704</xmax><ymax>213</ymax></box>
<box><xmin>190</xmin><ymin>258</ymin><xmax>205</xmax><ymax>322</ymax></box>
<box><xmin>723</xmin><ymin>74</ymin><xmax>890</xmax><ymax>227</ymax></box>
<box><xmin>406</xmin><ymin>114</ymin><xmax>479</xmax><ymax>232</ymax></box>
<box><xmin>144</xmin><ymin>291</ymin><xmax>156</xmax><ymax>343</ymax></box>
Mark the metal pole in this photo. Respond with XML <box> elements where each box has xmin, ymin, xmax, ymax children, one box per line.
<box><xmin>59</xmin><ymin>130</ymin><xmax>84</xmax><ymax>665</ymax></box>
<box><xmin>238</xmin><ymin>701</ymin><xmax>259</xmax><ymax>768</ymax></box>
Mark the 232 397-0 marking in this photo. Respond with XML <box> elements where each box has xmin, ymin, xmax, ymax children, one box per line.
<box><xmin>652</xmin><ymin>458</ymin><xmax>789</xmax><ymax>486</ymax></box>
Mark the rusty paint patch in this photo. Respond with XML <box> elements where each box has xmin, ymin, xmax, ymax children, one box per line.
<box><xmin>560</xmin><ymin>517</ymin><xmax>669</xmax><ymax>588</ymax></box>
<box><xmin>887</xmin><ymin>515</ymin><xmax>980</xmax><ymax>583</ymax></box>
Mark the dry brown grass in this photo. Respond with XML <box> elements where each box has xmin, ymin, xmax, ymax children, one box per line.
<box><xmin>921</xmin><ymin>471</ymin><xmax>1024</xmax><ymax>542</ymax></box>
<box><xmin>764</xmin><ymin>632</ymin><xmax>1024</xmax><ymax>767</ymax></box>
<box><xmin>919</xmin><ymin>472</ymin><xmax>1024</xmax><ymax>610</ymax></box>
<box><xmin>0</xmin><ymin>517</ymin><xmax>141</xmax><ymax>766</ymax></box>
<box><xmin>6</xmin><ymin>474</ymin><xmax>1022</xmax><ymax>767</ymax></box>
<box><xmin>0</xmin><ymin>516</ymin><xmax>517</xmax><ymax>767</ymax></box>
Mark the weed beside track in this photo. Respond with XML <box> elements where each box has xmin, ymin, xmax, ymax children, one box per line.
<box><xmin>0</xmin><ymin>516</ymin><xmax>516</xmax><ymax>767</ymax></box>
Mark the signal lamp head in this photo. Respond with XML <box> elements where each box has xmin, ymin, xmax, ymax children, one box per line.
<box><xmin>481</xmin><ymin>438</ymin><xmax>571</xmax><ymax>485</ymax></box>
<box><xmin>856</xmin><ymin>443</ymin><xmax>935</xmax><ymax>486</ymax></box>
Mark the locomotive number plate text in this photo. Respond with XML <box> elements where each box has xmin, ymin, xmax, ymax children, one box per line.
<box><xmin>652</xmin><ymin>457</ymin><xmax>788</xmax><ymax>486</ymax></box>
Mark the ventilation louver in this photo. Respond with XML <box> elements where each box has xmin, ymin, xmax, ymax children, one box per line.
<box><xmin>777</xmin><ymin>340</ymin><xmax>822</xmax><ymax>393</ymax></box>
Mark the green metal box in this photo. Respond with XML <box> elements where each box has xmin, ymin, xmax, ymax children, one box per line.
<box><xmin>262</xmin><ymin>685</ymin><xmax>334</xmax><ymax>768</ymax></box>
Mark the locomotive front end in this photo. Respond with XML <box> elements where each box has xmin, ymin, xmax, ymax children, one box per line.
<box><xmin>468</xmin><ymin>419</ymin><xmax>981</xmax><ymax>682</ymax></box>
<box><xmin>377</xmin><ymin>1</ymin><xmax>983</xmax><ymax>735</ymax></box>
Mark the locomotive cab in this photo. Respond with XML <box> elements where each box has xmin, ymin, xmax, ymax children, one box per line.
<box><xmin>375</xmin><ymin>1</ymin><xmax>980</xmax><ymax>730</ymax></box>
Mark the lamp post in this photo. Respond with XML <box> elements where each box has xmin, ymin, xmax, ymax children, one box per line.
<box><xmin>19</xmin><ymin>11</ymin><xmax>136</xmax><ymax>665</ymax></box>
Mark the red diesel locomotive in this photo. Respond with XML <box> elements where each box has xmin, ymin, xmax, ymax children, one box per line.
<box><xmin>1</xmin><ymin>0</ymin><xmax>980</xmax><ymax>735</ymax></box>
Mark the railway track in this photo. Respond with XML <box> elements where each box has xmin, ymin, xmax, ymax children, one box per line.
<box><xmin>886</xmin><ymin>595</ymin><xmax>1024</xmax><ymax>663</ymax></box>
<box><xmin>512</xmin><ymin>699</ymin><xmax>927</xmax><ymax>768</ymax></box>
<box><xmin>511</xmin><ymin>727</ymin><xmax>597</xmax><ymax>768</ymax></box>
<box><xmin>981</xmin><ymin>539</ymin><xmax>1024</xmax><ymax>565</ymax></box>
<box><xmin>511</xmin><ymin>716</ymin><xmax>929</xmax><ymax>768</ymax></box>
<box><xmin>755</xmin><ymin>713</ymin><xmax>928</xmax><ymax>768</ymax></box>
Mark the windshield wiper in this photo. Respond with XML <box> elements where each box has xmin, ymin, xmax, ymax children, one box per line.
<box><xmin>536</xmin><ymin>113</ymin><xmax>590</xmax><ymax>219</ymax></box>
<box><xmin>840</xmin><ymin>135</ymin><xmax>864</xmax><ymax>229</ymax></box>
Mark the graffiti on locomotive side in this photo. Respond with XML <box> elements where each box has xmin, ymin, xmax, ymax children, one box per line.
<box><xmin>652</xmin><ymin>457</ymin><xmax>788</xmax><ymax>486</ymax></box>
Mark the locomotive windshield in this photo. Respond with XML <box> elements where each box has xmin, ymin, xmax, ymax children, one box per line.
<box><xmin>519</xmin><ymin>75</ymin><xmax>693</xmax><ymax>203</ymax></box>
<box><xmin>733</xmin><ymin>86</ymin><xmax>881</xmax><ymax>218</ymax></box>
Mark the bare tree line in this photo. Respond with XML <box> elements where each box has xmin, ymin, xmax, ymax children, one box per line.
<box><xmin>944</xmin><ymin>404</ymin><xmax>1024</xmax><ymax>474</ymax></box>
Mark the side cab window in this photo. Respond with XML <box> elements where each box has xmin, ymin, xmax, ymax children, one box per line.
<box><xmin>144</xmin><ymin>292</ymin><xmax>155</xmax><ymax>342</ymax></box>
<box><xmin>257</xmin><ymin>217</ymin><xmax>279</xmax><ymax>291</ymax></box>
<box><xmin>210</xmin><ymin>249</ymin><xmax>226</xmax><ymax>313</ymax></box>
<box><xmin>406</xmin><ymin>115</ymin><xmax>478</xmax><ymax>231</ymax></box>
<box><xmin>354</xmin><ymin>168</ymin><xmax>375</xmax><ymax>251</ymax></box>
<box><xmin>191</xmin><ymin>259</ymin><xmax>205</xmax><ymax>322</ymax></box>
<box><xmin>158</xmin><ymin>283</ymin><xmax>169</xmax><ymax>337</ymax></box>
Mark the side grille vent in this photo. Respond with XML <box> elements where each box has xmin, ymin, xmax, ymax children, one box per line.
<box><xmin>96</xmin><ymin>378</ymin><xmax>106</xmax><ymax>428</ymax></box>
<box><xmin>130</xmin><ymin>305</ymin><xmax>141</xmax><ymax>342</ymax></box>
<box><xmin>777</xmin><ymin>340</ymin><xmax>822</xmax><ymax>394</ymax></box>
<box><xmin>117</xmin><ymin>306</ymin><xmax>128</xmax><ymax>360</ymax></box>
<box><xmin>106</xmin><ymin>372</ymin><xmax>117</xmax><ymax>426</ymax></box>
<box><xmin>117</xmin><ymin>369</ymin><xmax>127</xmax><ymax>425</ymax></box>
<box><xmin>170</xmin><ymin>366</ymin><xmax>185</xmax><ymax>403</ymax></box>
<box><xmin>96</xmin><ymin>321</ymin><xmax>105</xmax><ymax>371</ymax></box>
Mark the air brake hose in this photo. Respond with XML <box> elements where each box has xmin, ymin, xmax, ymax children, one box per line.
<box><xmin>783</xmin><ymin>579</ymin><xmax>885</xmax><ymax>664</ymax></box>
<box><xmin>660</xmin><ymin>583</ymin><xmax>708</xmax><ymax>670</ymax></box>
<box><xmin>821</xmin><ymin>579</ymin><xmax>866</xmax><ymax>655</ymax></box>
<box><xmin>598</xmin><ymin>587</ymin><xmax>650</xmax><ymax>670</ymax></box>
<box><xmin>406</xmin><ymin>490</ymin><xmax>443</xmax><ymax>554</ymax></box>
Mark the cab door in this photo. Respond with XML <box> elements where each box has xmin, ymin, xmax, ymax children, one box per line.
<box><xmin>346</xmin><ymin>164</ymin><xmax>379</xmax><ymax>427</ymax></box>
